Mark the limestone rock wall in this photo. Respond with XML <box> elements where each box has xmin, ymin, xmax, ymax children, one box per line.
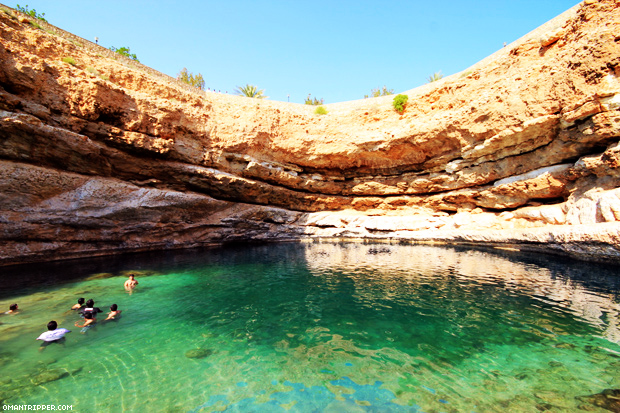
<box><xmin>0</xmin><ymin>0</ymin><xmax>619</xmax><ymax>265</ymax></box>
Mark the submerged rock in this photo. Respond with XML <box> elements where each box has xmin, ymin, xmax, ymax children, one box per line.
<box><xmin>185</xmin><ymin>348</ymin><xmax>213</xmax><ymax>359</ymax></box>
<box><xmin>31</xmin><ymin>369</ymin><xmax>68</xmax><ymax>385</ymax></box>
<box><xmin>576</xmin><ymin>389</ymin><xmax>620</xmax><ymax>412</ymax></box>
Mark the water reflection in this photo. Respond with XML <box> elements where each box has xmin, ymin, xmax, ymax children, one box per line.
<box><xmin>303</xmin><ymin>241</ymin><xmax>620</xmax><ymax>343</ymax></box>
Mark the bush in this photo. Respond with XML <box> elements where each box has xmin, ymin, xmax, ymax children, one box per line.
<box><xmin>305</xmin><ymin>95</ymin><xmax>324</xmax><ymax>105</ymax></box>
<box><xmin>364</xmin><ymin>86</ymin><xmax>394</xmax><ymax>98</ymax></box>
<box><xmin>15</xmin><ymin>4</ymin><xmax>46</xmax><ymax>22</ymax></box>
<box><xmin>314</xmin><ymin>106</ymin><xmax>328</xmax><ymax>115</ymax></box>
<box><xmin>427</xmin><ymin>71</ymin><xmax>444</xmax><ymax>83</ymax></box>
<box><xmin>61</xmin><ymin>57</ymin><xmax>76</xmax><ymax>66</ymax></box>
<box><xmin>110</xmin><ymin>46</ymin><xmax>139</xmax><ymax>62</ymax></box>
<box><xmin>177</xmin><ymin>68</ymin><xmax>205</xmax><ymax>90</ymax></box>
<box><xmin>392</xmin><ymin>94</ymin><xmax>408</xmax><ymax>114</ymax></box>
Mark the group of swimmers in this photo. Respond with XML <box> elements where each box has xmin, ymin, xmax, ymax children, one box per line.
<box><xmin>30</xmin><ymin>274</ymin><xmax>138</xmax><ymax>349</ymax></box>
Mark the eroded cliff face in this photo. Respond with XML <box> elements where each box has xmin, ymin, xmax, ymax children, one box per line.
<box><xmin>1</xmin><ymin>0</ymin><xmax>619</xmax><ymax>265</ymax></box>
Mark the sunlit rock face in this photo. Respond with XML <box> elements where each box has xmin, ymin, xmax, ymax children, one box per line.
<box><xmin>0</xmin><ymin>0</ymin><xmax>619</xmax><ymax>265</ymax></box>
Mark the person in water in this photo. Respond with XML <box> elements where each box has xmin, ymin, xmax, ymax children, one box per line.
<box><xmin>75</xmin><ymin>312</ymin><xmax>96</xmax><ymax>331</ymax></box>
<box><xmin>78</xmin><ymin>299</ymin><xmax>103</xmax><ymax>318</ymax></box>
<box><xmin>124</xmin><ymin>274</ymin><xmax>138</xmax><ymax>290</ymax></box>
<box><xmin>5</xmin><ymin>303</ymin><xmax>18</xmax><ymax>314</ymax></box>
<box><xmin>71</xmin><ymin>297</ymin><xmax>85</xmax><ymax>310</ymax></box>
<box><xmin>104</xmin><ymin>304</ymin><xmax>122</xmax><ymax>321</ymax></box>
<box><xmin>36</xmin><ymin>320</ymin><xmax>71</xmax><ymax>349</ymax></box>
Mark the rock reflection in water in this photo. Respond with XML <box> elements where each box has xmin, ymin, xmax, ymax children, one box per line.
<box><xmin>303</xmin><ymin>241</ymin><xmax>620</xmax><ymax>343</ymax></box>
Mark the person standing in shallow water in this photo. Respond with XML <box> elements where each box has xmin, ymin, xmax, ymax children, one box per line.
<box><xmin>37</xmin><ymin>320</ymin><xmax>70</xmax><ymax>350</ymax></box>
<box><xmin>104</xmin><ymin>304</ymin><xmax>122</xmax><ymax>321</ymax></box>
<box><xmin>124</xmin><ymin>274</ymin><xmax>138</xmax><ymax>291</ymax></box>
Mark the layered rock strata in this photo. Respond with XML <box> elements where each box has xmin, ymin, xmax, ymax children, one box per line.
<box><xmin>0</xmin><ymin>0</ymin><xmax>619</xmax><ymax>265</ymax></box>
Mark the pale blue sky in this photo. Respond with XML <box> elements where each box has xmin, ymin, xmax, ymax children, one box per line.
<box><xmin>20</xmin><ymin>1</ymin><xmax>580</xmax><ymax>103</ymax></box>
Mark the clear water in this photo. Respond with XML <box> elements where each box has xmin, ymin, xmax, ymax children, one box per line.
<box><xmin>1</xmin><ymin>242</ymin><xmax>620</xmax><ymax>412</ymax></box>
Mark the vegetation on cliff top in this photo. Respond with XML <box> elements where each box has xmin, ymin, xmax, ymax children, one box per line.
<box><xmin>305</xmin><ymin>95</ymin><xmax>324</xmax><ymax>105</ymax></box>
<box><xmin>235</xmin><ymin>84</ymin><xmax>267</xmax><ymax>99</ymax></box>
<box><xmin>110</xmin><ymin>46</ymin><xmax>139</xmax><ymax>62</ymax></box>
<box><xmin>177</xmin><ymin>68</ymin><xmax>205</xmax><ymax>90</ymax></box>
<box><xmin>15</xmin><ymin>4</ymin><xmax>46</xmax><ymax>22</ymax></box>
<box><xmin>364</xmin><ymin>86</ymin><xmax>394</xmax><ymax>98</ymax></box>
<box><xmin>427</xmin><ymin>71</ymin><xmax>444</xmax><ymax>83</ymax></box>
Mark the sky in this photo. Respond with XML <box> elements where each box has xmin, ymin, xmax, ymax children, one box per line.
<box><xmin>19</xmin><ymin>0</ymin><xmax>581</xmax><ymax>104</ymax></box>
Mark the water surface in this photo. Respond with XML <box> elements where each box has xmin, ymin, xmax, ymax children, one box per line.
<box><xmin>1</xmin><ymin>242</ymin><xmax>619</xmax><ymax>412</ymax></box>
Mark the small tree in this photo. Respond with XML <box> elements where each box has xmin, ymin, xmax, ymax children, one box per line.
<box><xmin>15</xmin><ymin>4</ymin><xmax>46</xmax><ymax>21</ymax></box>
<box><xmin>427</xmin><ymin>71</ymin><xmax>444</xmax><ymax>83</ymax></box>
<box><xmin>305</xmin><ymin>95</ymin><xmax>324</xmax><ymax>105</ymax></box>
<box><xmin>235</xmin><ymin>84</ymin><xmax>267</xmax><ymax>99</ymax></box>
<box><xmin>364</xmin><ymin>86</ymin><xmax>394</xmax><ymax>98</ymax></box>
<box><xmin>177</xmin><ymin>68</ymin><xmax>205</xmax><ymax>90</ymax></box>
<box><xmin>110</xmin><ymin>46</ymin><xmax>139</xmax><ymax>62</ymax></box>
<box><xmin>392</xmin><ymin>94</ymin><xmax>408</xmax><ymax>114</ymax></box>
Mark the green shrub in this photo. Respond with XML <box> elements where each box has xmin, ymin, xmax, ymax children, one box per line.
<box><xmin>427</xmin><ymin>71</ymin><xmax>444</xmax><ymax>83</ymax></box>
<box><xmin>392</xmin><ymin>94</ymin><xmax>408</xmax><ymax>114</ymax></box>
<box><xmin>314</xmin><ymin>106</ymin><xmax>328</xmax><ymax>115</ymax></box>
<box><xmin>61</xmin><ymin>57</ymin><xmax>76</xmax><ymax>66</ymax></box>
<box><xmin>364</xmin><ymin>86</ymin><xmax>394</xmax><ymax>98</ymax></box>
<box><xmin>15</xmin><ymin>4</ymin><xmax>46</xmax><ymax>22</ymax></box>
<box><xmin>177</xmin><ymin>68</ymin><xmax>205</xmax><ymax>90</ymax></box>
<box><xmin>110</xmin><ymin>46</ymin><xmax>139</xmax><ymax>62</ymax></box>
<box><xmin>305</xmin><ymin>95</ymin><xmax>324</xmax><ymax>105</ymax></box>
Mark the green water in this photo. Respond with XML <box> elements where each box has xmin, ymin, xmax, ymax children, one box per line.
<box><xmin>1</xmin><ymin>242</ymin><xmax>620</xmax><ymax>412</ymax></box>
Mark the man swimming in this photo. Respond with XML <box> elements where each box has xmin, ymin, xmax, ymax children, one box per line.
<box><xmin>78</xmin><ymin>299</ymin><xmax>103</xmax><ymax>318</ymax></box>
<box><xmin>75</xmin><ymin>312</ymin><xmax>96</xmax><ymax>332</ymax></box>
<box><xmin>5</xmin><ymin>303</ymin><xmax>18</xmax><ymax>314</ymax></box>
<box><xmin>36</xmin><ymin>320</ymin><xmax>71</xmax><ymax>350</ymax></box>
<box><xmin>104</xmin><ymin>304</ymin><xmax>122</xmax><ymax>321</ymax></box>
<box><xmin>71</xmin><ymin>298</ymin><xmax>85</xmax><ymax>310</ymax></box>
<box><xmin>124</xmin><ymin>274</ymin><xmax>138</xmax><ymax>290</ymax></box>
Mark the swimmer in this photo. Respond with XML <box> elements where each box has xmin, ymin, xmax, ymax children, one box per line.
<box><xmin>4</xmin><ymin>303</ymin><xmax>18</xmax><ymax>314</ymax></box>
<box><xmin>103</xmin><ymin>304</ymin><xmax>122</xmax><ymax>321</ymax></box>
<box><xmin>36</xmin><ymin>320</ymin><xmax>71</xmax><ymax>350</ymax></box>
<box><xmin>79</xmin><ymin>299</ymin><xmax>103</xmax><ymax>320</ymax></box>
<box><xmin>71</xmin><ymin>297</ymin><xmax>85</xmax><ymax>310</ymax></box>
<box><xmin>124</xmin><ymin>274</ymin><xmax>138</xmax><ymax>290</ymax></box>
<box><xmin>75</xmin><ymin>312</ymin><xmax>96</xmax><ymax>331</ymax></box>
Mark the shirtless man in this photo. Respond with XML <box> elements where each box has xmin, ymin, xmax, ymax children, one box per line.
<box><xmin>75</xmin><ymin>312</ymin><xmax>96</xmax><ymax>332</ymax></box>
<box><xmin>124</xmin><ymin>274</ymin><xmax>138</xmax><ymax>290</ymax></box>
<box><xmin>104</xmin><ymin>304</ymin><xmax>122</xmax><ymax>321</ymax></box>
<box><xmin>71</xmin><ymin>298</ymin><xmax>85</xmax><ymax>310</ymax></box>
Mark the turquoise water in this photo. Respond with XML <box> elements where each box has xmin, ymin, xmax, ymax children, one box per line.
<box><xmin>1</xmin><ymin>242</ymin><xmax>620</xmax><ymax>412</ymax></box>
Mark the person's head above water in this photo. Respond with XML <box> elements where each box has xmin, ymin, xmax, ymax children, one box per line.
<box><xmin>77</xmin><ymin>298</ymin><xmax>85</xmax><ymax>305</ymax></box>
<box><xmin>110</xmin><ymin>304</ymin><xmax>118</xmax><ymax>311</ymax></box>
<box><xmin>85</xmin><ymin>299</ymin><xmax>94</xmax><ymax>307</ymax></box>
<box><xmin>9</xmin><ymin>303</ymin><xmax>18</xmax><ymax>311</ymax></box>
<box><xmin>129</xmin><ymin>274</ymin><xmax>135</xmax><ymax>279</ymax></box>
<box><xmin>47</xmin><ymin>320</ymin><xmax>58</xmax><ymax>330</ymax></box>
<box><xmin>84</xmin><ymin>312</ymin><xmax>94</xmax><ymax>320</ymax></box>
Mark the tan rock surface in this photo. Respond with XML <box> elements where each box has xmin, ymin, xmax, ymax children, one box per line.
<box><xmin>0</xmin><ymin>0</ymin><xmax>619</xmax><ymax>265</ymax></box>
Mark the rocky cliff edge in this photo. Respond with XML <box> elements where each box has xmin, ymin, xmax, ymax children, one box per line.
<box><xmin>1</xmin><ymin>0</ymin><xmax>619</xmax><ymax>265</ymax></box>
